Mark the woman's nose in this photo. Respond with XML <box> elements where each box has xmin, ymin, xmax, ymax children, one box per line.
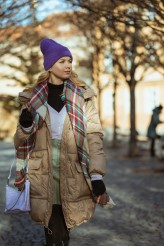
<box><xmin>66</xmin><ymin>62</ymin><xmax>72</xmax><ymax>68</ymax></box>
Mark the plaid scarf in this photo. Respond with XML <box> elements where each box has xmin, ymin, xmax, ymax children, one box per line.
<box><xmin>15</xmin><ymin>79</ymin><xmax>111</xmax><ymax>206</ymax></box>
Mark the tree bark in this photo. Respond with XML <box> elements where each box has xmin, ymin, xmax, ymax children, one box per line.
<box><xmin>91</xmin><ymin>45</ymin><xmax>104</xmax><ymax>124</ymax></box>
<box><xmin>112</xmin><ymin>81</ymin><xmax>117</xmax><ymax>146</ymax></box>
<box><xmin>128</xmin><ymin>81</ymin><xmax>137</xmax><ymax>156</ymax></box>
<box><xmin>97</xmin><ymin>87</ymin><xmax>103</xmax><ymax>124</ymax></box>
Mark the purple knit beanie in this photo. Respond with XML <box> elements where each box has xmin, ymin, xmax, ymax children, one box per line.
<box><xmin>40</xmin><ymin>38</ymin><xmax>73</xmax><ymax>71</ymax></box>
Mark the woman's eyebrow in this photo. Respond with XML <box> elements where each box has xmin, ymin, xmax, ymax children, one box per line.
<box><xmin>59</xmin><ymin>58</ymin><xmax>72</xmax><ymax>61</ymax></box>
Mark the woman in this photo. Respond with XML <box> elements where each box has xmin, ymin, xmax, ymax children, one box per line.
<box><xmin>14</xmin><ymin>38</ymin><xmax>111</xmax><ymax>246</ymax></box>
<box><xmin>147</xmin><ymin>105</ymin><xmax>163</xmax><ymax>157</ymax></box>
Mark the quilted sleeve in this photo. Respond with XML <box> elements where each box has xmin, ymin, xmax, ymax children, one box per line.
<box><xmin>85</xmin><ymin>98</ymin><xmax>106</xmax><ymax>176</ymax></box>
<box><xmin>14</xmin><ymin>107</ymin><xmax>35</xmax><ymax>149</ymax></box>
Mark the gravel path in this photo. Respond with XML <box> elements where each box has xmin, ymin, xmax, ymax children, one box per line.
<box><xmin>0</xmin><ymin>141</ymin><xmax>164</xmax><ymax>246</ymax></box>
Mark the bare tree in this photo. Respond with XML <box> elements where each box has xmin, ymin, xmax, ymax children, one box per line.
<box><xmin>107</xmin><ymin>4</ymin><xmax>163</xmax><ymax>155</ymax></box>
<box><xmin>0</xmin><ymin>0</ymin><xmax>42</xmax><ymax>40</ymax></box>
<box><xmin>0</xmin><ymin>0</ymin><xmax>44</xmax><ymax>111</ymax></box>
<box><xmin>65</xmin><ymin>0</ymin><xmax>164</xmax><ymax>156</ymax></box>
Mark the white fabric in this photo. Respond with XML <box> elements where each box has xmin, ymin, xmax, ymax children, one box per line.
<box><xmin>21</xmin><ymin>124</ymin><xmax>33</xmax><ymax>132</ymax></box>
<box><xmin>5</xmin><ymin>180</ymin><xmax>31</xmax><ymax>213</ymax></box>
<box><xmin>91</xmin><ymin>174</ymin><xmax>103</xmax><ymax>181</ymax></box>
<box><xmin>48</xmin><ymin>104</ymin><xmax>66</xmax><ymax>140</ymax></box>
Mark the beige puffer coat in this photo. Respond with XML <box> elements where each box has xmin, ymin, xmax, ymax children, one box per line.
<box><xmin>14</xmin><ymin>84</ymin><xmax>106</xmax><ymax>229</ymax></box>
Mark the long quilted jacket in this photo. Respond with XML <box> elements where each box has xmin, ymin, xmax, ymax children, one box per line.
<box><xmin>14</xmin><ymin>84</ymin><xmax>106</xmax><ymax>229</ymax></box>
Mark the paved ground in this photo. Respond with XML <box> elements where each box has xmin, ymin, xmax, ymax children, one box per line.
<box><xmin>0</xmin><ymin>140</ymin><xmax>164</xmax><ymax>246</ymax></box>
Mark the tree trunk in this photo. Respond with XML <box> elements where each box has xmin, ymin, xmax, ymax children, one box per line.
<box><xmin>112</xmin><ymin>81</ymin><xmax>117</xmax><ymax>146</ymax></box>
<box><xmin>91</xmin><ymin>45</ymin><xmax>104</xmax><ymax>124</ymax></box>
<box><xmin>97</xmin><ymin>87</ymin><xmax>103</xmax><ymax>124</ymax></box>
<box><xmin>128</xmin><ymin>82</ymin><xmax>137</xmax><ymax>156</ymax></box>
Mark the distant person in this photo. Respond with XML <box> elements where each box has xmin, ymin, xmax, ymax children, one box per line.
<box><xmin>13</xmin><ymin>38</ymin><xmax>113</xmax><ymax>246</ymax></box>
<box><xmin>147</xmin><ymin>105</ymin><xmax>163</xmax><ymax>157</ymax></box>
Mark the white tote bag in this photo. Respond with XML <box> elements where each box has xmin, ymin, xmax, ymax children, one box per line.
<box><xmin>4</xmin><ymin>158</ymin><xmax>31</xmax><ymax>214</ymax></box>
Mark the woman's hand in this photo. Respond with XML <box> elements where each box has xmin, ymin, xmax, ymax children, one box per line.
<box><xmin>91</xmin><ymin>179</ymin><xmax>106</xmax><ymax>196</ymax></box>
<box><xmin>14</xmin><ymin>168</ymin><xmax>26</xmax><ymax>191</ymax></box>
<box><xmin>19</xmin><ymin>108</ymin><xmax>33</xmax><ymax>128</ymax></box>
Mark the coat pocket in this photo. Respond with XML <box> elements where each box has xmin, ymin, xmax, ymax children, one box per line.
<box><xmin>71</xmin><ymin>162</ymin><xmax>92</xmax><ymax>200</ymax></box>
<box><xmin>28</xmin><ymin>158</ymin><xmax>42</xmax><ymax>197</ymax></box>
<box><xmin>28</xmin><ymin>158</ymin><xmax>42</xmax><ymax>174</ymax></box>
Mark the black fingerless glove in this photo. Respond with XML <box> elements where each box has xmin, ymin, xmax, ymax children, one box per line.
<box><xmin>19</xmin><ymin>108</ymin><xmax>33</xmax><ymax>128</ymax></box>
<box><xmin>91</xmin><ymin>180</ymin><xmax>106</xmax><ymax>196</ymax></box>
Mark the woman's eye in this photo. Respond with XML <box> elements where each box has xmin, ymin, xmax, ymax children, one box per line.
<box><xmin>59</xmin><ymin>60</ymin><xmax>72</xmax><ymax>64</ymax></box>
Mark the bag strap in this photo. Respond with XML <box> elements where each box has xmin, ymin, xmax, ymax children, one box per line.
<box><xmin>7</xmin><ymin>157</ymin><xmax>16</xmax><ymax>185</ymax></box>
<box><xmin>7</xmin><ymin>155</ymin><xmax>29</xmax><ymax>185</ymax></box>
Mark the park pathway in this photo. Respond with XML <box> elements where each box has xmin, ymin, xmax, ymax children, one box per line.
<box><xmin>0</xmin><ymin>141</ymin><xmax>164</xmax><ymax>246</ymax></box>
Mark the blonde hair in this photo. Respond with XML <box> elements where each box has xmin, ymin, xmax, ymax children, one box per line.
<box><xmin>24</xmin><ymin>71</ymin><xmax>86</xmax><ymax>93</ymax></box>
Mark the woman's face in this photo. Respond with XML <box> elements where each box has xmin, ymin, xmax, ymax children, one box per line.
<box><xmin>50</xmin><ymin>56</ymin><xmax>72</xmax><ymax>80</ymax></box>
